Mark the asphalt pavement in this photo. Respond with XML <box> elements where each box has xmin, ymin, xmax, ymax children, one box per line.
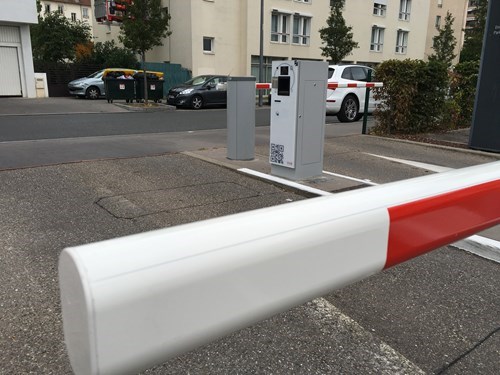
<box><xmin>0</xmin><ymin>97</ymin><xmax>499</xmax><ymax>374</ymax></box>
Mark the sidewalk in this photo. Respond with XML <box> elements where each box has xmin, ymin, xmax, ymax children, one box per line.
<box><xmin>0</xmin><ymin>96</ymin><xmax>181</xmax><ymax>115</ymax></box>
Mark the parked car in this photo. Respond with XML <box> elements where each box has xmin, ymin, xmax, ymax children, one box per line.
<box><xmin>68</xmin><ymin>68</ymin><xmax>164</xmax><ymax>99</ymax></box>
<box><xmin>326</xmin><ymin>64</ymin><xmax>379</xmax><ymax>122</ymax></box>
<box><xmin>167</xmin><ymin>75</ymin><xmax>228</xmax><ymax>109</ymax></box>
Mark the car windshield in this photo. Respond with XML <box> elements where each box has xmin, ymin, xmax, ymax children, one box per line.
<box><xmin>87</xmin><ymin>70</ymin><xmax>104</xmax><ymax>79</ymax></box>
<box><xmin>184</xmin><ymin>76</ymin><xmax>211</xmax><ymax>86</ymax></box>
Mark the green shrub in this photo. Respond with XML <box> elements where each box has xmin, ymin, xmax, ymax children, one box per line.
<box><xmin>447</xmin><ymin>60</ymin><xmax>479</xmax><ymax>129</ymax></box>
<box><xmin>372</xmin><ymin>59</ymin><xmax>448</xmax><ymax>135</ymax></box>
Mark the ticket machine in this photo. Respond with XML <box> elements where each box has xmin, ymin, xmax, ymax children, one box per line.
<box><xmin>269</xmin><ymin>60</ymin><xmax>328</xmax><ymax>180</ymax></box>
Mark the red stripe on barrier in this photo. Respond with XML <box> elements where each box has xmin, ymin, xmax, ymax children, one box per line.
<box><xmin>256</xmin><ymin>83</ymin><xmax>271</xmax><ymax>90</ymax></box>
<box><xmin>347</xmin><ymin>83</ymin><xmax>357</xmax><ymax>88</ymax></box>
<box><xmin>385</xmin><ymin>179</ymin><xmax>500</xmax><ymax>269</ymax></box>
<box><xmin>328</xmin><ymin>83</ymin><xmax>339</xmax><ymax>89</ymax></box>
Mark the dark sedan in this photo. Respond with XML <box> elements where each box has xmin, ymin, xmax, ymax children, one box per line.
<box><xmin>167</xmin><ymin>75</ymin><xmax>228</xmax><ymax>109</ymax></box>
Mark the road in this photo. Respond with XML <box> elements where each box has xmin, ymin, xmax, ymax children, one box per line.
<box><xmin>0</xmin><ymin>100</ymin><xmax>498</xmax><ymax>374</ymax></box>
<box><xmin>0</xmin><ymin>107</ymin><xmax>372</xmax><ymax>170</ymax></box>
<box><xmin>0</xmin><ymin>107</ymin><xmax>348</xmax><ymax>142</ymax></box>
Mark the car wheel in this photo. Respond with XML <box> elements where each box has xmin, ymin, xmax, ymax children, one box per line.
<box><xmin>337</xmin><ymin>95</ymin><xmax>359</xmax><ymax>122</ymax></box>
<box><xmin>85</xmin><ymin>86</ymin><xmax>100</xmax><ymax>100</ymax></box>
<box><xmin>190</xmin><ymin>95</ymin><xmax>203</xmax><ymax>109</ymax></box>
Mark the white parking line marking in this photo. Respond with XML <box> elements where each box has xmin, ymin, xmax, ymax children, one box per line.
<box><xmin>323</xmin><ymin>170</ymin><xmax>378</xmax><ymax>186</ymax></box>
<box><xmin>365</xmin><ymin>154</ymin><xmax>452</xmax><ymax>172</ymax></box>
<box><xmin>238</xmin><ymin>168</ymin><xmax>332</xmax><ymax>196</ymax></box>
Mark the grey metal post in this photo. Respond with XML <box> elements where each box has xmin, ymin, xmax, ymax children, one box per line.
<box><xmin>362</xmin><ymin>69</ymin><xmax>372</xmax><ymax>135</ymax></box>
<box><xmin>227</xmin><ymin>77</ymin><xmax>256</xmax><ymax>160</ymax></box>
<box><xmin>258</xmin><ymin>0</ymin><xmax>264</xmax><ymax>107</ymax></box>
<box><xmin>469</xmin><ymin>0</ymin><xmax>500</xmax><ymax>152</ymax></box>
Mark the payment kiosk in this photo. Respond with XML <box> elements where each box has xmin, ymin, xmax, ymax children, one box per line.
<box><xmin>269</xmin><ymin>60</ymin><xmax>328</xmax><ymax>180</ymax></box>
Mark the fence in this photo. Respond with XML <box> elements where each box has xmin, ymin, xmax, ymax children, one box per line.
<box><xmin>141</xmin><ymin>62</ymin><xmax>192</xmax><ymax>97</ymax></box>
<box><xmin>34</xmin><ymin>62</ymin><xmax>103</xmax><ymax>97</ymax></box>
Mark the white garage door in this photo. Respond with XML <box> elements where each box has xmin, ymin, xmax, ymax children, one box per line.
<box><xmin>0</xmin><ymin>46</ymin><xmax>22</xmax><ymax>96</ymax></box>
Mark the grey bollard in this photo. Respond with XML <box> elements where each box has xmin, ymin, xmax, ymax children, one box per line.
<box><xmin>227</xmin><ymin>76</ymin><xmax>256</xmax><ymax>160</ymax></box>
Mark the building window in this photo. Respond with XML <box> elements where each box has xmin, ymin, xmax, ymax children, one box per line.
<box><xmin>58</xmin><ymin>5</ymin><xmax>64</xmax><ymax>14</ymax></box>
<box><xmin>396</xmin><ymin>30</ymin><xmax>409</xmax><ymax>54</ymax></box>
<box><xmin>435</xmin><ymin>15</ymin><xmax>441</xmax><ymax>28</ymax></box>
<box><xmin>203</xmin><ymin>37</ymin><xmax>214</xmax><ymax>53</ymax></box>
<box><xmin>271</xmin><ymin>13</ymin><xmax>289</xmax><ymax>43</ymax></box>
<box><xmin>373</xmin><ymin>2</ymin><xmax>387</xmax><ymax>17</ymax></box>
<box><xmin>71</xmin><ymin>13</ymin><xmax>77</xmax><ymax>22</ymax></box>
<box><xmin>295</xmin><ymin>0</ymin><xmax>311</xmax><ymax>3</ymax></box>
<box><xmin>370</xmin><ymin>26</ymin><xmax>384</xmax><ymax>52</ymax></box>
<box><xmin>292</xmin><ymin>15</ymin><xmax>310</xmax><ymax>45</ymax></box>
<box><xmin>437</xmin><ymin>0</ymin><xmax>443</xmax><ymax>8</ymax></box>
<box><xmin>82</xmin><ymin>7</ymin><xmax>89</xmax><ymax>18</ymax></box>
<box><xmin>251</xmin><ymin>56</ymin><xmax>286</xmax><ymax>83</ymax></box>
<box><xmin>399</xmin><ymin>0</ymin><xmax>411</xmax><ymax>21</ymax></box>
<box><xmin>44</xmin><ymin>4</ymin><xmax>51</xmax><ymax>13</ymax></box>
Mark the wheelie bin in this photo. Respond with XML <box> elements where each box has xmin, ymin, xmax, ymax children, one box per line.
<box><xmin>134</xmin><ymin>73</ymin><xmax>164</xmax><ymax>103</ymax></box>
<box><xmin>104</xmin><ymin>77</ymin><xmax>135</xmax><ymax>103</ymax></box>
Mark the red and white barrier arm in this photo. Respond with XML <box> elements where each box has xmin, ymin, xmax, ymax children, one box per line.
<box><xmin>59</xmin><ymin>161</ymin><xmax>500</xmax><ymax>375</ymax></box>
<box><xmin>254</xmin><ymin>82</ymin><xmax>384</xmax><ymax>90</ymax></box>
<box><xmin>256</xmin><ymin>83</ymin><xmax>271</xmax><ymax>90</ymax></box>
<box><xmin>327</xmin><ymin>82</ymin><xmax>383</xmax><ymax>89</ymax></box>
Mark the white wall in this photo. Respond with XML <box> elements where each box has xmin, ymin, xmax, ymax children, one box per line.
<box><xmin>0</xmin><ymin>2</ymin><xmax>38</xmax><ymax>24</ymax></box>
<box><xmin>20</xmin><ymin>25</ymin><xmax>37</xmax><ymax>98</ymax></box>
<box><xmin>1</xmin><ymin>1</ymin><xmax>37</xmax><ymax>98</ymax></box>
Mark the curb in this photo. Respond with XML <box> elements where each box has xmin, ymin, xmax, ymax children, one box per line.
<box><xmin>368</xmin><ymin>135</ymin><xmax>500</xmax><ymax>159</ymax></box>
<box><xmin>113</xmin><ymin>103</ymin><xmax>176</xmax><ymax>112</ymax></box>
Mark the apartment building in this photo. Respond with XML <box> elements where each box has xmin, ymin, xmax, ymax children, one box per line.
<box><xmin>343</xmin><ymin>0</ymin><xmax>432</xmax><ymax>65</ymax></box>
<box><xmin>88</xmin><ymin>0</ymin><xmax>471</xmax><ymax>78</ymax></box>
<box><xmin>0</xmin><ymin>1</ymin><xmax>37</xmax><ymax>97</ymax></box>
<box><xmin>424</xmin><ymin>0</ymin><xmax>468</xmax><ymax>65</ymax></box>
<box><xmin>145</xmin><ymin>0</ymin><xmax>330</xmax><ymax>80</ymax></box>
<box><xmin>150</xmin><ymin>0</ymin><xmax>462</xmax><ymax>77</ymax></box>
<box><xmin>465</xmin><ymin>0</ymin><xmax>483</xmax><ymax>29</ymax></box>
<box><xmin>39</xmin><ymin>0</ymin><xmax>93</xmax><ymax>29</ymax></box>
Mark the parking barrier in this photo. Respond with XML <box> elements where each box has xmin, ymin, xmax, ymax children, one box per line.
<box><xmin>254</xmin><ymin>82</ymin><xmax>384</xmax><ymax>90</ymax></box>
<box><xmin>59</xmin><ymin>161</ymin><xmax>500</xmax><ymax>375</ymax></box>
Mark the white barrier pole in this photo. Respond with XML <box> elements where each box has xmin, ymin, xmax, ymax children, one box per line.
<box><xmin>255</xmin><ymin>82</ymin><xmax>384</xmax><ymax>90</ymax></box>
<box><xmin>59</xmin><ymin>161</ymin><xmax>500</xmax><ymax>375</ymax></box>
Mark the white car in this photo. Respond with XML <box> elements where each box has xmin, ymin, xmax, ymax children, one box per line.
<box><xmin>326</xmin><ymin>64</ymin><xmax>379</xmax><ymax>122</ymax></box>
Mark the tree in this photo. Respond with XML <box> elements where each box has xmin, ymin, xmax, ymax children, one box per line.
<box><xmin>460</xmin><ymin>0</ymin><xmax>488</xmax><ymax>63</ymax></box>
<box><xmin>429</xmin><ymin>12</ymin><xmax>457</xmax><ymax>68</ymax></box>
<box><xmin>30</xmin><ymin>11</ymin><xmax>92</xmax><ymax>63</ymax></box>
<box><xmin>77</xmin><ymin>40</ymin><xmax>139</xmax><ymax>69</ymax></box>
<box><xmin>119</xmin><ymin>0</ymin><xmax>171</xmax><ymax>103</ymax></box>
<box><xmin>319</xmin><ymin>0</ymin><xmax>358</xmax><ymax>64</ymax></box>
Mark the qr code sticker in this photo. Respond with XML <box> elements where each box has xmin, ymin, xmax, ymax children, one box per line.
<box><xmin>270</xmin><ymin>143</ymin><xmax>285</xmax><ymax>164</ymax></box>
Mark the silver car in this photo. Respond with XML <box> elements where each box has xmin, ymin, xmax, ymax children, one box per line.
<box><xmin>67</xmin><ymin>69</ymin><xmax>106</xmax><ymax>99</ymax></box>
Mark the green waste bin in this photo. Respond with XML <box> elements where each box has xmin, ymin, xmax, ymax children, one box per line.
<box><xmin>134</xmin><ymin>75</ymin><xmax>164</xmax><ymax>103</ymax></box>
<box><xmin>105</xmin><ymin>78</ymin><xmax>135</xmax><ymax>103</ymax></box>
